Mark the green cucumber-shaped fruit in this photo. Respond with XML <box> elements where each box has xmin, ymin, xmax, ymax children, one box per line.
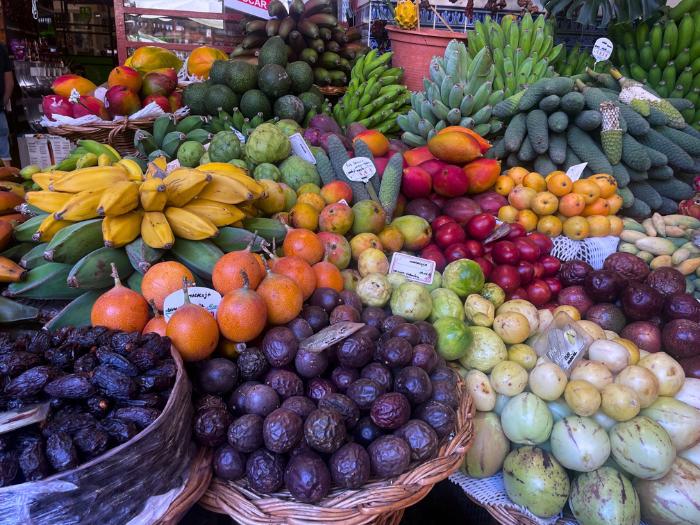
<box><xmin>378</xmin><ymin>153</ymin><xmax>403</xmax><ymax>222</ymax></box>
<box><xmin>20</xmin><ymin>243</ymin><xmax>49</xmax><ymax>269</ymax></box>
<box><xmin>517</xmin><ymin>136</ymin><xmax>537</xmax><ymax>162</ymax></box>
<box><xmin>0</xmin><ymin>296</ymin><xmax>39</xmax><ymax>324</ymax></box>
<box><xmin>638</xmin><ymin>128</ymin><xmax>695</xmax><ymax>171</ymax></box>
<box><xmin>548</xmin><ymin>133</ymin><xmax>567</xmax><ymax>165</ymax></box>
<box><xmin>67</xmin><ymin>247</ymin><xmax>132</xmax><ymax>289</ymax></box>
<box><xmin>621</xmin><ymin>134</ymin><xmax>652</xmax><ymax>171</ymax></box>
<box><xmin>566</xmin><ymin>126</ymin><xmax>614</xmax><ymax>174</ymax></box>
<box><xmin>312</xmin><ymin>148</ymin><xmax>335</xmax><ymax>185</ymax></box>
<box><xmin>5</xmin><ymin>262</ymin><xmax>82</xmax><ymax>299</ymax></box>
<box><xmin>44</xmin><ymin>290</ymin><xmax>103</xmax><ymax>330</ymax></box>
<box><xmin>656</xmin><ymin>125</ymin><xmax>700</xmax><ymax>156</ymax></box>
<box><xmin>171</xmin><ymin>238</ymin><xmax>223</xmax><ymax>281</ymax></box>
<box><xmin>214</xmin><ymin>227</ymin><xmax>267</xmax><ymax>253</ymax></box>
<box><xmin>242</xmin><ymin>218</ymin><xmax>288</xmax><ymax>245</ymax></box>
<box><xmin>573</xmin><ymin>110</ymin><xmax>601</xmax><ymax>131</ymax></box>
<box><xmin>547</xmin><ymin>111</ymin><xmax>569</xmax><ymax>132</ymax></box>
<box><xmin>526</xmin><ymin>109</ymin><xmax>549</xmax><ymax>154</ymax></box>
<box><xmin>43</xmin><ymin>218</ymin><xmax>103</xmax><ymax>264</ymax></box>
<box><xmin>504</xmin><ymin>113</ymin><xmax>528</xmax><ymax>152</ymax></box>
<box><xmin>611</xmin><ymin>163</ymin><xmax>631</xmax><ymax>187</ymax></box>
<box><xmin>125</xmin><ymin>237</ymin><xmax>164</xmax><ymax>274</ymax></box>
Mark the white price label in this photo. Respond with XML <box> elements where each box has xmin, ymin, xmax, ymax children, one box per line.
<box><xmin>163</xmin><ymin>286</ymin><xmax>222</xmax><ymax>321</ymax></box>
<box><xmin>592</xmin><ymin>38</ymin><xmax>613</xmax><ymax>63</ymax></box>
<box><xmin>389</xmin><ymin>252</ymin><xmax>436</xmax><ymax>285</ymax></box>
<box><xmin>338</xmin><ymin>199</ymin><xmax>350</xmax><ymax>207</ymax></box>
<box><xmin>343</xmin><ymin>157</ymin><xmax>376</xmax><ymax>183</ymax></box>
<box><xmin>289</xmin><ymin>133</ymin><xmax>316</xmax><ymax>164</ymax></box>
<box><xmin>565</xmin><ymin>162</ymin><xmax>588</xmax><ymax>181</ymax></box>
<box><xmin>230</xmin><ymin>127</ymin><xmax>246</xmax><ymax>144</ymax></box>
<box><xmin>166</xmin><ymin>159</ymin><xmax>180</xmax><ymax>172</ymax></box>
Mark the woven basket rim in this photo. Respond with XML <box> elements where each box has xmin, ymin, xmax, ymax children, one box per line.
<box><xmin>318</xmin><ymin>86</ymin><xmax>347</xmax><ymax>96</ymax></box>
<box><xmin>200</xmin><ymin>379</ymin><xmax>474</xmax><ymax>525</ymax></box>
<box><xmin>464</xmin><ymin>493</ymin><xmax>573</xmax><ymax>525</ymax></box>
<box><xmin>46</xmin><ymin>116</ymin><xmax>159</xmax><ymax>133</ymax></box>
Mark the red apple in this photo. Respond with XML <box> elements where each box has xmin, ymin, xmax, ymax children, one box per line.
<box><xmin>508</xmin><ymin>288</ymin><xmax>530</xmax><ymax>301</ymax></box>
<box><xmin>527</xmin><ymin>232</ymin><xmax>553</xmax><ymax>255</ymax></box>
<box><xmin>492</xmin><ymin>240</ymin><xmax>520</xmax><ymax>265</ymax></box>
<box><xmin>516</xmin><ymin>261</ymin><xmax>535</xmax><ymax>285</ymax></box>
<box><xmin>506</xmin><ymin>223</ymin><xmax>527</xmax><ymax>239</ymax></box>
<box><xmin>434</xmin><ymin>222</ymin><xmax>466</xmax><ymax>249</ymax></box>
<box><xmin>473</xmin><ymin>256</ymin><xmax>493</xmax><ymax>279</ymax></box>
<box><xmin>433</xmin><ymin>164</ymin><xmax>470</xmax><ymax>197</ymax></box>
<box><xmin>401</xmin><ymin>166</ymin><xmax>432</xmax><ymax>199</ymax></box>
<box><xmin>42</xmin><ymin>95</ymin><xmax>73</xmax><ymax>120</ymax></box>
<box><xmin>543</xmin><ymin>277</ymin><xmax>562</xmax><ymax>296</ymax></box>
<box><xmin>490</xmin><ymin>264</ymin><xmax>521</xmax><ymax>293</ymax></box>
<box><xmin>465</xmin><ymin>213</ymin><xmax>496</xmax><ymax>241</ymax></box>
<box><xmin>527</xmin><ymin>279</ymin><xmax>553</xmax><ymax>306</ymax></box>
<box><xmin>420</xmin><ymin>244</ymin><xmax>447</xmax><ymax>272</ymax></box>
<box><xmin>432</xmin><ymin>215</ymin><xmax>455</xmax><ymax>230</ymax></box>
<box><xmin>540</xmin><ymin>255</ymin><xmax>561</xmax><ymax>277</ymax></box>
<box><xmin>514</xmin><ymin>237</ymin><xmax>541</xmax><ymax>263</ymax></box>
<box><xmin>533</xmin><ymin>262</ymin><xmax>545</xmax><ymax>279</ymax></box>
<box><xmin>444</xmin><ymin>243</ymin><xmax>471</xmax><ymax>263</ymax></box>
<box><xmin>463</xmin><ymin>240</ymin><xmax>484</xmax><ymax>259</ymax></box>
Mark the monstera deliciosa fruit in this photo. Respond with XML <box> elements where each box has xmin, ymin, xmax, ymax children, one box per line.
<box><xmin>544</xmin><ymin>0</ymin><xmax>662</xmax><ymax>27</ymax></box>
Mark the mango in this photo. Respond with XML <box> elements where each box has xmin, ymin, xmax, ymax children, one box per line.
<box><xmin>427</xmin><ymin>131</ymin><xmax>482</xmax><ymax>165</ymax></box>
<box><xmin>51</xmin><ymin>74</ymin><xmax>96</xmax><ymax>98</ymax></box>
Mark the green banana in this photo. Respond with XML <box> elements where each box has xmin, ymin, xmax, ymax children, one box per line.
<box><xmin>175</xmin><ymin>115</ymin><xmax>206</xmax><ymax>134</ymax></box>
<box><xmin>161</xmin><ymin>131</ymin><xmax>186</xmax><ymax>158</ymax></box>
<box><xmin>5</xmin><ymin>262</ymin><xmax>82</xmax><ymax>299</ymax></box>
<box><xmin>0</xmin><ymin>242</ymin><xmax>35</xmax><ymax>262</ymax></box>
<box><xmin>67</xmin><ymin>247</ymin><xmax>132</xmax><ymax>289</ymax></box>
<box><xmin>125</xmin><ymin>237</ymin><xmax>165</xmax><ymax>274</ymax></box>
<box><xmin>0</xmin><ymin>296</ymin><xmax>39</xmax><ymax>324</ymax></box>
<box><xmin>186</xmin><ymin>128</ymin><xmax>213</xmax><ymax>144</ymax></box>
<box><xmin>134</xmin><ymin>129</ymin><xmax>158</xmax><ymax>157</ymax></box>
<box><xmin>13</xmin><ymin>214</ymin><xmax>48</xmax><ymax>242</ymax></box>
<box><xmin>153</xmin><ymin>115</ymin><xmax>176</xmax><ymax>147</ymax></box>
<box><xmin>44</xmin><ymin>290</ymin><xmax>103</xmax><ymax>330</ymax></box>
<box><xmin>43</xmin><ymin>218</ymin><xmax>103</xmax><ymax>264</ymax></box>
<box><xmin>171</xmin><ymin>238</ymin><xmax>224</xmax><ymax>281</ymax></box>
<box><xmin>19</xmin><ymin>243</ymin><xmax>50</xmax><ymax>269</ymax></box>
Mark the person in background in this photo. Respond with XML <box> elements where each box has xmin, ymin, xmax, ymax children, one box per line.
<box><xmin>0</xmin><ymin>43</ymin><xmax>13</xmax><ymax>167</ymax></box>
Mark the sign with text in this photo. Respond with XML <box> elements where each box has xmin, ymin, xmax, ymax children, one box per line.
<box><xmin>592</xmin><ymin>38</ymin><xmax>613</xmax><ymax>63</ymax></box>
<box><xmin>224</xmin><ymin>0</ymin><xmax>271</xmax><ymax>19</ymax></box>
<box><xmin>163</xmin><ymin>287</ymin><xmax>222</xmax><ymax>321</ymax></box>
<box><xmin>343</xmin><ymin>157</ymin><xmax>376</xmax><ymax>183</ymax></box>
<box><xmin>290</xmin><ymin>133</ymin><xmax>316</xmax><ymax>164</ymax></box>
<box><xmin>389</xmin><ymin>252</ymin><xmax>436</xmax><ymax>285</ymax></box>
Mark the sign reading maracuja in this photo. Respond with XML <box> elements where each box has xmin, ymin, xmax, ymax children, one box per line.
<box><xmin>224</xmin><ymin>0</ymin><xmax>272</xmax><ymax>18</ymax></box>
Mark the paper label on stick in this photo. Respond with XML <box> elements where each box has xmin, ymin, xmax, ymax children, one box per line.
<box><xmin>592</xmin><ymin>38</ymin><xmax>613</xmax><ymax>62</ymax></box>
<box><xmin>166</xmin><ymin>159</ymin><xmax>180</xmax><ymax>172</ymax></box>
<box><xmin>343</xmin><ymin>157</ymin><xmax>376</xmax><ymax>182</ymax></box>
<box><xmin>230</xmin><ymin>127</ymin><xmax>246</xmax><ymax>144</ymax></box>
<box><xmin>289</xmin><ymin>133</ymin><xmax>316</xmax><ymax>164</ymax></box>
<box><xmin>566</xmin><ymin>162</ymin><xmax>588</xmax><ymax>181</ymax></box>
<box><xmin>163</xmin><ymin>287</ymin><xmax>221</xmax><ymax>321</ymax></box>
<box><xmin>389</xmin><ymin>252</ymin><xmax>436</xmax><ymax>285</ymax></box>
<box><xmin>299</xmin><ymin>322</ymin><xmax>365</xmax><ymax>353</ymax></box>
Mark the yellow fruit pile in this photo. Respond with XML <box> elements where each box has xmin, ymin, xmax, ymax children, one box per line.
<box><xmin>494</xmin><ymin>167</ymin><xmax>624</xmax><ymax>240</ymax></box>
<box><xmin>26</xmin><ymin>158</ymin><xmax>264</xmax><ymax>248</ymax></box>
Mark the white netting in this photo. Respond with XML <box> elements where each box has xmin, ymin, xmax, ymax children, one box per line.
<box><xmin>550</xmin><ymin>235</ymin><xmax>620</xmax><ymax>269</ymax></box>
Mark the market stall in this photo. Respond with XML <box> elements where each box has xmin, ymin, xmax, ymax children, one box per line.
<box><xmin>0</xmin><ymin>0</ymin><xmax>699</xmax><ymax>524</ymax></box>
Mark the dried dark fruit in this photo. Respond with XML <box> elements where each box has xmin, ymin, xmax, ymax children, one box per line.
<box><xmin>136</xmin><ymin>373</ymin><xmax>173</xmax><ymax>392</ymax></box>
<box><xmin>329</xmin><ymin>443</ymin><xmax>370</xmax><ymax>489</ymax></box>
<box><xmin>390</xmin><ymin>323</ymin><xmax>421</xmax><ymax>345</ymax></box>
<box><xmin>370</xmin><ymin>393</ymin><xmax>411</xmax><ymax>430</ymax></box>
<box><xmin>113</xmin><ymin>407</ymin><xmax>161</xmax><ymax>428</ymax></box>
<box><xmin>4</xmin><ymin>366</ymin><xmax>57</xmax><ymax>397</ymax></box>
<box><xmin>330</xmin><ymin>366</ymin><xmax>359</xmax><ymax>392</ymax></box>
<box><xmin>346</xmin><ymin>379</ymin><xmax>383</xmax><ymax>410</ymax></box>
<box><xmin>261</xmin><ymin>327</ymin><xmax>299</xmax><ymax>367</ymax></box>
<box><xmin>197</xmin><ymin>358</ymin><xmax>239</xmax><ymax>394</ymax></box>
<box><xmin>26</xmin><ymin>331</ymin><xmax>51</xmax><ymax>354</ymax></box>
<box><xmin>306</xmin><ymin>377</ymin><xmax>336</xmax><ymax>403</ymax></box>
<box><xmin>214</xmin><ymin>444</ymin><xmax>246</xmax><ymax>481</ymax></box>
<box><xmin>91</xmin><ymin>365</ymin><xmax>137</xmax><ymax>400</ymax></box>
<box><xmin>281</xmin><ymin>396</ymin><xmax>316</xmax><ymax>419</ymax></box>
<box><xmin>108</xmin><ymin>331</ymin><xmax>140</xmax><ymax>354</ymax></box>
<box><xmin>244</xmin><ymin>384</ymin><xmax>280</xmax><ymax>416</ymax></box>
<box><xmin>263</xmin><ymin>408</ymin><xmax>303</xmax><ymax>453</ymax></box>
<box><xmin>393</xmin><ymin>367</ymin><xmax>432</xmax><ymax>405</ymax></box>
<box><xmin>144</xmin><ymin>359</ymin><xmax>177</xmax><ymax>379</ymax></box>
<box><xmin>0</xmin><ymin>351</ymin><xmax>42</xmax><ymax>376</ymax></box>
<box><xmin>227</xmin><ymin>414</ymin><xmax>264</xmax><ymax>453</ymax></box>
<box><xmin>361</xmin><ymin>363</ymin><xmax>392</xmax><ymax>391</ymax></box>
<box><xmin>194</xmin><ymin>406</ymin><xmax>231</xmax><ymax>447</ymax></box>
<box><xmin>368</xmin><ymin>435</ymin><xmax>411</xmax><ymax>478</ymax></box>
<box><xmin>74</xmin><ymin>353</ymin><xmax>98</xmax><ymax>373</ymax></box>
<box><xmin>246</xmin><ymin>449</ymin><xmax>285</xmax><ymax>494</ymax></box>
<box><xmin>336</xmin><ymin>335</ymin><xmax>374</xmax><ymax>368</ymax></box>
<box><xmin>96</xmin><ymin>348</ymin><xmax>140</xmax><ymax>376</ymax></box>
<box><xmin>127</xmin><ymin>347</ymin><xmax>159</xmax><ymax>372</ymax></box>
<box><xmin>19</xmin><ymin>440</ymin><xmax>49</xmax><ymax>481</ymax></box>
<box><xmin>86</xmin><ymin>396</ymin><xmax>111</xmax><ymax>418</ymax></box>
<box><xmin>304</xmin><ymin>408</ymin><xmax>346</xmax><ymax>454</ymax></box>
<box><xmin>294</xmin><ymin>349</ymin><xmax>328</xmax><ymax>379</ymax></box>
<box><xmin>99</xmin><ymin>418</ymin><xmax>139</xmax><ymax>444</ymax></box>
<box><xmin>238</xmin><ymin>347</ymin><xmax>269</xmax><ymax>381</ymax></box>
<box><xmin>318</xmin><ymin>393</ymin><xmax>359</xmax><ymax>429</ymax></box>
<box><xmin>73</xmin><ymin>426</ymin><xmax>109</xmax><ymax>458</ymax></box>
<box><xmin>44</xmin><ymin>374</ymin><xmax>95</xmax><ymax>399</ymax></box>
<box><xmin>195</xmin><ymin>394</ymin><xmax>227</xmax><ymax>412</ymax></box>
<box><xmin>42</xmin><ymin>409</ymin><xmax>97</xmax><ymax>438</ymax></box>
<box><xmin>46</xmin><ymin>431</ymin><xmax>79</xmax><ymax>471</ymax></box>
<box><xmin>45</xmin><ymin>345</ymin><xmax>76</xmax><ymax>369</ymax></box>
<box><xmin>284</xmin><ymin>452</ymin><xmax>331</xmax><ymax>503</ymax></box>
<box><xmin>353</xmin><ymin>417</ymin><xmax>383</xmax><ymax>447</ymax></box>
<box><xmin>0</xmin><ymin>451</ymin><xmax>18</xmax><ymax>487</ymax></box>
<box><xmin>228</xmin><ymin>381</ymin><xmax>257</xmax><ymax>414</ymax></box>
<box><xmin>265</xmin><ymin>369</ymin><xmax>304</xmax><ymax>399</ymax></box>
<box><xmin>415</xmin><ymin>400</ymin><xmax>456</xmax><ymax>438</ymax></box>
<box><xmin>394</xmin><ymin>419</ymin><xmax>439</xmax><ymax>462</ymax></box>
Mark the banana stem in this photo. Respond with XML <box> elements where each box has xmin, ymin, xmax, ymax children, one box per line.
<box><xmin>609</xmin><ymin>68</ymin><xmax>623</xmax><ymax>80</ymax></box>
<box><xmin>110</xmin><ymin>262</ymin><xmax>122</xmax><ymax>287</ymax></box>
<box><xmin>182</xmin><ymin>277</ymin><xmax>191</xmax><ymax>304</ymax></box>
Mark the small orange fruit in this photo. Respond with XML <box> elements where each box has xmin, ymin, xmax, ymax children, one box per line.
<box><xmin>517</xmin><ymin>209</ymin><xmax>539</xmax><ymax>232</ymax></box>
<box><xmin>283</xmin><ymin>228</ymin><xmax>325</xmax><ymax>265</ymax></box>
<box><xmin>296</xmin><ymin>192</ymin><xmax>326</xmax><ymax>213</ymax></box>
<box><xmin>608</xmin><ymin>215</ymin><xmax>624</xmax><ymax>235</ymax></box>
<box><xmin>607</xmin><ymin>194</ymin><xmax>624</xmax><ymax>215</ymax></box>
<box><xmin>531</xmin><ymin>191</ymin><xmax>559</xmax><ymax>215</ymax></box>
<box><xmin>589</xmin><ymin>174</ymin><xmax>618</xmax><ymax>198</ymax></box>
<box><xmin>537</xmin><ymin>215</ymin><xmax>563</xmax><ymax>237</ymax></box>
<box><xmin>563</xmin><ymin>216</ymin><xmax>590</xmax><ymax>240</ymax></box>
<box><xmin>494</xmin><ymin>175</ymin><xmax>515</xmax><ymax>196</ymax></box>
<box><xmin>572</xmin><ymin>179</ymin><xmax>601</xmax><ymax>204</ymax></box>
<box><xmin>546</xmin><ymin>172</ymin><xmax>573</xmax><ymax>197</ymax></box>
<box><xmin>289</xmin><ymin>202</ymin><xmax>319</xmax><ymax>230</ymax></box>
<box><xmin>506</xmin><ymin>167</ymin><xmax>528</xmax><ymax>185</ymax></box>
<box><xmin>545</xmin><ymin>170</ymin><xmax>566</xmax><ymax>182</ymax></box>
<box><xmin>313</xmin><ymin>261</ymin><xmax>344</xmax><ymax>292</ymax></box>
<box><xmin>587</xmin><ymin>215</ymin><xmax>611</xmax><ymax>237</ymax></box>
<box><xmin>523</xmin><ymin>172</ymin><xmax>547</xmax><ymax>192</ymax></box>
<box><xmin>582</xmin><ymin>197</ymin><xmax>611</xmax><ymax>217</ymax></box>
<box><xmin>508</xmin><ymin>185</ymin><xmax>537</xmax><ymax>210</ymax></box>
<box><xmin>498</xmin><ymin>205</ymin><xmax>519</xmax><ymax>223</ymax></box>
<box><xmin>558</xmin><ymin>193</ymin><xmax>586</xmax><ymax>217</ymax></box>
<box><xmin>269</xmin><ymin>255</ymin><xmax>317</xmax><ymax>300</ymax></box>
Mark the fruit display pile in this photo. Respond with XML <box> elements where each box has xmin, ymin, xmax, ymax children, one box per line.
<box><xmin>0</xmin><ymin>327</ymin><xmax>175</xmax><ymax>485</ymax></box>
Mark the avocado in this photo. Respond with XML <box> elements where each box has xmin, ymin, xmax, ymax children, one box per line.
<box><xmin>286</xmin><ymin>61</ymin><xmax>313</xmax><ymax>94</ymax></box>
<box><xmin>298</xmin><ymin>91</ymin><xmax>323</xmax><ymax>113</ymax></box>
<box><xmin>209</xmin><ymin>60</ymin><xmax>229</xmax><ymax>85</ymax></box>
<box><xmin>182</xmin><ymin>83</ymin><xmax>208</xmax><ymax>115</ymax></box>
<box><xmin>240</xmin><ymin>89</ymin><xmax>272</xmax><ymax>119</ymax></box>
<box><xmin>259</xmin><ymin>36</ymin><xmax>288</xmax><ymax>68</ymax></box>
<box><xmin>225</xmin><ymin>60</ymin><xmax>258</xmax><ymax>94</ymax></box>
<box><xmin>205</xmin><ymin>84</ymin><xmax>239</xmax><ymax>115</ymax></box>
<box><xmin>274</xmin><ymin>95</ymin><xmax>305</xmax><ymax>123</ymax></box>
<box><xmin>258</xmin><ymin>64</ymin><xmax>291</xmax><ymax>99</ymax></box>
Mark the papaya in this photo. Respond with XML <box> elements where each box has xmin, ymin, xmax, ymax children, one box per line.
<box><xmin>126</xmin><ymin>46</ymin><xmax>182</xmax><ymax>74</ymax></box>
<box><xmin>427</xmin><ymin>131</ymin><xmax>482</xmax><ymax>165</ymax></box>
<box><xmin>187</xmin><ymin>46</ymin><xmax>228</xmax><ymax>79</ymax></box>
<box><xmin>51</xmin><ymin>74</ymin><xmax>96</xmax><ymax>98</ymax></box>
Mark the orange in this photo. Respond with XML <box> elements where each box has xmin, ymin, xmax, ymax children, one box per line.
<box><xmin>531</xmin><ymin>191</ymin><xmax>559</xmax><ymax>215</ymax></box>
<box><xmin>517</xmin><ymin>209</ymin><xmax>539</xmax><ymax>232</ymax></box>
<box><xmin>572</xmin><ymin>179</ymin><xmax>601</xmax><ymax>204</ymax></box>
<box><xmin>558</xmin><ymin>193</ymin><xmax>586</xmax><ymax>217</ymax></box>
<box><xmin>523</xmin><ymin>172</ymin><xmax>547</xmax><ymax>192</ymax></box>
<box><xmin>537</xmin><ymin>215</ymin><xmax>563</xmax><ymax>237</ymax></box>
<box><xmin>587</xmin><ymin>215</ymin><xmax>611</xmax><ymax>237</ymax></box>
<box><xmin>313</xmin><ymin>261</ymin><xmax>344</xmax><ymax>292</ymax></box>
<box><xmin>589</xmin><ymin>173</ymin><xmax>618</xmax><ymax>198</ymax></box>
<box><xmin>283</xmin><ymin>228</ymin><xmax>325</xmax><ymax>265</ymax></box>
<box><xmin>494</xmin><ymin>175</ymin><xmax>515</xmax><ymax>196</ymax></box>
<box><xmin>506</xmin><ymin>167</ymin><xmax>529</xmax><ymax>185</ymax></box>
<box><xmin>546</xmin><ymin>172</ymin><xmax>573</xmax><ymax>197</ymax></box>
<box><xmin>498</xmin><ymin>205</ymin><xmax>519</xmax><ymax>223</ymax></box>
<box><xmin>582</xmin><ymin>197</ymin><xmax>611</xmax><ymax>217</ymax></box>
<box><xmin>289</xmin><ymin>202</ymin><xmax>319</xmax><ymax>230</ymax></box>
<box><xmin>607</xmin><ymin>194</ymin><xmax>624</xmax><ymax>215</ymax></box>
<box><xmin>563</xmin><ymin>216</ymin><xmax>590</xmax><ymax>240</ymax></box>
<box><xmin>608</xmin><ymin>215</ymin><xmax>624</xmax><ymax>235</ymax></box>
<box><xmin>296</xmin><ymin>192</ymin><xmax>326</xmax><ymax>212</ymax></box>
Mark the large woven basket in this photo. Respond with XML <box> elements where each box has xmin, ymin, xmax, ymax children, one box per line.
<box><xmin>199</xmin><ymin>379</ymin><xmax>474</xmax><ymax>525</ymax></box>
<box><xmin>47</xmin><ymin>116</ymin><xmax>158</xmax><ymax>156</ymax></box>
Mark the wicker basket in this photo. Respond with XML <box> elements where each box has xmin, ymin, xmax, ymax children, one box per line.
<box><xmin>466</xmin><ymin>497</ymin><xmax>571</xmax><ymax>525</ymax></box>
<box><xmin>199</xmin><ymin>380</ymin><xmax>474</xmax><ymax>525</ymax></box>
<box><xmin>0</xmin><ymin>346</ymin><xmax>194</xmax><ymax>525</ymax></box>
<box><xmin>47</xmin><ymin>116</ymin><xmax>158</xmax><ymax>156</ymax></box>
<box><xmin>318</xmin><ymin>86</ymin><xmax>347</xmax><ymax>97</ymax></box>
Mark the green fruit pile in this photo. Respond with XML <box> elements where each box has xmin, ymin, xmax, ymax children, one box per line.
<box><xmin>133</xmin><ymin>115</ymin><xmax>210</xmax><ymax>163</ymax></box>
<box><xmin>332</xmin><ymin>50</ymin><xmax>410</xmax><ymax>135</ymax></box>
<box><xmin>490</xmin><ymin>71</ymin><xmax>699</xmax><ymax>217</ymax></box>
<box><xmin>553</xmin><ymin>44</ymin><xmax>597</xmax><ymax>77</ymax></box>
<box><xmin>398</xmin><ymin>42</ymin><xmax>504</xmax><ymax>146</ymax></box>
<box><xmin>466</xmin><ymin>13</ymin><xmax>562</xmax><ymax>97</ymax></box>
<box><xmin>233</xmin><ymin>0</ymin><xmax>365</xmax><ymax>87</ymax></box>
<box><xmin>610</xmin><ymin>0</ymin><xmax>700</xmax><ymax>126</ymax></box>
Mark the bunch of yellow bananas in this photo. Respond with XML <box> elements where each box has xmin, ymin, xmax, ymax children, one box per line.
<box><xmin>25</xmin><ymin>157</ymin><xmax>264</xmax><ymax>249</ymax></box>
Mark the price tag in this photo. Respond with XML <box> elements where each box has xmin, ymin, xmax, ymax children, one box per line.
<box><xmin>299</xmin><ymin>322</ymin><xmax>365</xmax><ymax>353</ymax></box>
<box><xmin>389</xmin><ymin>252</ymin><xmax>436</xmax><ymax>285</ymax></box>
<box><xmin>230</xmin><ymin>127</ymin><xmax>246</xmax><ymax>144</ymax></box>
<box><xmin>343</xmin><ymin>157</ymin><xmax>376</xmax><ymax>183</ymax></box>
<box><xmin>163</xmin><ymin>287</ymin><xmax>222</xmax><ymax>321</ymax></box>
<box><xmin>565</xmin><ymin>162</ymin><xmax>588</xmax><ymax>181</ymax></box>
<box><xmin>592</xmin><ymin>38</ymin><xmax>613</xmax><ymax>63</ymax></box>
<box><xmin>166</xmin><ymin>159</ymin><xmax>180</xmax><ymax>172</ymax></box>
<box><xmin>338</xmin><ymin>199</ymin><xmax>350</xmax><ymax>207</ymax></box>
<box><xmin>289</xmin><ymin>133</ymin><xmax>316</xmax><ymax>164</ymax></box>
